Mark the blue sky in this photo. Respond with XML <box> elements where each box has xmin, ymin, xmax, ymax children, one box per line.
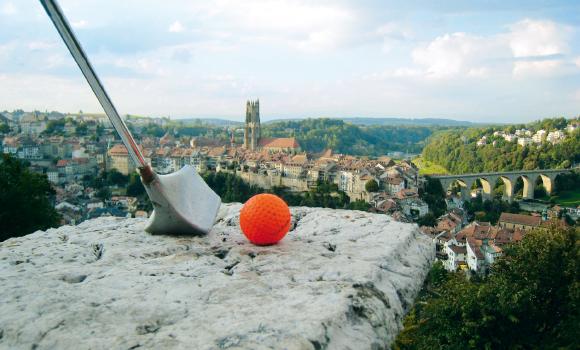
<box><xmin>0</xmin><ymin>0</ymin><xmax>579</xmax><ymax>122</ymax></box>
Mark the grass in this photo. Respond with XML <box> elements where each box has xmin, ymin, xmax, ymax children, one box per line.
<box><xmin>412</xmin><ymin>156</ymin><xmax>449</xmax><ymax>175</ymax></box>
<box><xmin>551</xmin><ymin>190</ymin><xmax>580</xmax><ymax>207</ymax></box>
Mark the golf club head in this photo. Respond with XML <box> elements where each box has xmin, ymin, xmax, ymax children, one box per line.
<box><xmin>142</xmin><ymin>165</ymin><xmax>221</xmax><ymax>235</ymax></box>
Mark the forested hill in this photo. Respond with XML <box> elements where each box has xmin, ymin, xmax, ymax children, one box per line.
<box><xmin>422</xmin><ymin>117</ymin><xmax>579</xmax><ymax>174</ymax></box>
<box><xmin>261</xmin><ymin>118</ymin><xmax>444</xmax><ymax>156</ymax></box>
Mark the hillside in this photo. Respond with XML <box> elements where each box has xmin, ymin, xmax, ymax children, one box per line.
<box><xmin>422</xmin><ymin>117</ymin><xmax>579</xmax><ymax>174</ymax></box>
<box><xmin>340</xmin><ymin>117</ymin><xmax>475</xmax><ymax>127</ymax></box>
<box><xmin>262</xmin><ymin>118</ymin><xmax>454</xmax><ymax>156</ymax></box>
<box><xmin>264</xmin><ymin>117</ymin><xmax>475</xmax><ymax>127</ymax></box>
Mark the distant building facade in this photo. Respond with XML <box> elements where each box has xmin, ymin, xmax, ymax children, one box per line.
<box><xmin>242</xmin><ymin>99</ymin><xmax>301</xmax><ymax>153</ymax></box>
<box><xmin>244</xmin><ymin>100</ymin><xmax>261</xmax><ymax>151</ymax></box>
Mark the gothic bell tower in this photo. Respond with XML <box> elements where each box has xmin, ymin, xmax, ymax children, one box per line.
<box><xmin>244</xmin><ymin>99</ymin><xmax>261</xmax><ymax>150</ymax></box>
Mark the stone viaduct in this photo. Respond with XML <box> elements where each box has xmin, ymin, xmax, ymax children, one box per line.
<box><xmin>432</xmin><ymin>168</ymin><xmax>574</xmax><ymax>202</ymax></box>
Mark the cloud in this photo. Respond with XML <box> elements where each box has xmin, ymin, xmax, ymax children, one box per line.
<box><xmin>27</xmin><ymin>41</ymin><xmax>57</xmax><ymax>50</ymax></box>
<box><xmin>376</xmin><ymin>23</ymin><xmax>412</xmax><ymax>53</ymax></box>
<box><xmin>0</xmin><ymin>1</ymin><xmax>16</xmax><ymax>15</ymax></box>
<box><xmin>183</xmin><ymin>0</ymin><xmax>358</xmax><ymax>52</ymax></box>
<box><xmin>168</xmin><ymin>21</ymin><xmax>185</xmax><ymax>33</ymax></box>
<box><xmin>509</xmin><ymin>19</ymin><xmax>571</xmax><ymax>58</ymax></box>
<box><xmin>404</xmin><ymin>18</ymin><xmax>576</xmax><ymax>79</ymax></box>
<box><xmin>411</xmin><ymin>32</ymin><xmax>498</xmax><ymax>79</ymax></box>
<box><xmin>71</xmin><ymin>20</ymin><xmax>88</xmax><ymax>29</ymax></box>
<box><xmin>513</xmin><ymin>59</ymin><xmax>564</xmax><ymax>77</ymax></box>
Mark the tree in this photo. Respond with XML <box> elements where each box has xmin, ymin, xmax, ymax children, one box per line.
<box><xmin>420</xmin><ymin>177</ymin><xmax>447</xmax><ymax>218</ymax></box>
<box><xmin>96</xmin><ymin>187</ymin><xmax>112</xmax><ymax>201</ymax></box>
<box><xmin>394</xmin><ymin>224</ymin><xmax>579</xmax><ymax>349</ymax></box>
<box><xmin>126</xmin><ymin>173</ymin><xmax>145</xmax><ymax>197</ymax></box>
<box><xmin>416</xmin><ymin>212</ymin><xmax>437</xmax><ymax>227</ymax></box>
<box><xmin>365</xmin><ymin>179</ymin><xmax>379</xmax><ymax>192</ymax></box>
<box><xmin>107</xmin><ymin>169</ymin><xmax>129</xmax><ymax>186</ymax></box>
<box><xmin>0</xmin><ymin>154</ymin><xmax>60</xmax><ymax>241</ymax></box>
<box><xmin>0</xmin><ymin>123</ymin><xmax>10</xmax><ymax>133</ymax></box>
<box><xmin>348</xmin><ymin>199</ymin><xmax>370</xmax><ymax>211</ymax></box>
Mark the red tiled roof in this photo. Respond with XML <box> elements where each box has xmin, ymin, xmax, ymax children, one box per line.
<box><xmin>258</xmin><ymin>137</ymin><xmax>300</xmax><ymax>149</ymax></box>
<box><xmin>499</xmin><ymin>213</ymin><xmax>541</xmax><ymax>227</ymax></box>
<box><xmin>450</xmin><ymin>245</ymin><xmax>467</xmax><ymax>255</ymax></box>
<box><xmin>108</xmin><ymin>144</ymin><xmax>128</xmax><ymax>156</ymax></box>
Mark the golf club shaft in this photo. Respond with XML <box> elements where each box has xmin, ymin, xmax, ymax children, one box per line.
<box><xmin>39</xmin><ymin>0</ymin><xmax>147</xmax><ymax>169</ymax></box>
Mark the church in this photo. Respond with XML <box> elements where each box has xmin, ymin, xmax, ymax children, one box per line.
<box><xmin>244</xmin><ymin>99</ymin><xmax>301</xmax><ymax>153</ymax></box>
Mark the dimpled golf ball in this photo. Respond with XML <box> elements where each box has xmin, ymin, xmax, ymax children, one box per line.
<box><xmin>239</xmin><ymin>194</ymin><xmax>291</xmax><ymax>246</ymax></box>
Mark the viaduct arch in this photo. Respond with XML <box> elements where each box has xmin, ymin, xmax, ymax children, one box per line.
<box><xmin>432</xmin><ymin>169</ymin><xmax>573</xmax><ymax>202</ymax></box>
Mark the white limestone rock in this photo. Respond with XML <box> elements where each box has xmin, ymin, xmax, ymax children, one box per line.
<box><xmin>0</xmin><ymin>204</ymin><xmax>434</xmax><ymax>350</ymax></box>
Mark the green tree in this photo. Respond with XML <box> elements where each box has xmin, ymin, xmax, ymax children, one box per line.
<box><xmin>419</xmin><ymin>177</ymin><xmax>447</xmax><ymax>222</ymax></box>
<box><xmin>126</xmin><ymin>173</ymin><xmax>145</xmax><ymax>196</ymax></box>
<box><xmin>96</xmin><ymin>187</ymin><xmax>112</xmax><ymax>201</ymax></box>
<box><xmin>394</xmin><ymin>224</ymin><xmax>579</xmax><ymax>349</ymax></box>
<box><xmin>0</xmin><ymin>154</ymin><xmax>60</xmax><ymax>241</ymax></box>
<box><xmin>348</xmin><ymin>199</ymin><xmax>370</xmax><ymax>211</ymax></box>
<box><xmin>0</xmin><ymin>123</ymin><xmax>10</xmax><ymax>133</ymax></box>
<box><xmin>365</xmin><ymin>179</ymin><xmax>379</xmax><ymax>192</ymax></box>
<box><xmin>107</xmin><ymin>169</ymin><xmax>129</xmax><ymax>186</ymax></box>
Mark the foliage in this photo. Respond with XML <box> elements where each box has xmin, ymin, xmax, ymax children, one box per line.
<box><xmin>348</xmin><ymin>199</ymin><xmax>371</xmax><ymax>211</ymax></box>
<box><xmin>107</xmin><ymin>169</ymin><xmax>129</xmax><ymax>186</ymax></box>
<box><xmin>412</xmin><ymin>156</ymin><xmax>449</xmax><ymax>175</ymax></box>
<box><xmin>0</xmin><ymin>123</ymin><xmax>10</xmax><ymax>133</ymax></box>
<box><xmin>96</xmin><ymin>187</ymin><xmax>112</xmax><ymax>201</ymax></box>
<box><xmin>201</xmin><ymin>172</ymin><xmax>360</xmax><ymax>210</ymax></box>
<box><xmin>549</xmin><ymin>171</ymin><xmax>580</xmax><ymax>206</ymax></box>
<box><xmin>422</xmin><ymin>118</ymin><xmax>579</xmax><ymax>173</ymax></box>
<box><xmin>43</xmin><ymin>119</ymin><xmax>65</xmax><ymax>135</ymax></box>
<box><xmin>141</xmin><ymin>123</ymin><xmax>168</xmax><ymax>137</ymax></box>
<box><xmin>365</xmin><ymin>179</ymin><xmax>379</xmax><ymax>192</ymax></box>
<box><xmin>416</xmin><ymin>212</ymin><xmax>437</xmax><ymax>227</ymax></box>
<box><xmin>394</xmin><ymin>224</ymin><xmax>579</xmax><ymax>350</ymax></box>
<box><xmin>262</xmin><ymin>118</ymin><xmax>440</xmax><ymax>156</ymax></box>
<box><xmin>0</xmin><ymin>154</ymin><xmax>60</xmax><ymax>241</ymax></box>
<box><xmin>202</xmin><ymin>171</ymin><xmax>263</xmax><ymax>203</ymax></box>
<box><xmin>126</xmin><ymin>173</ymin><xmax>145</xmax><ymax>197</ymax></box>
<box><xmin>419</xmin><ymin>177</ymin><xmax>447</xmax><ymax>224</ymax></box>
<box><xmin>464</xmin><ymin>195</ymin><xmax>520</xmax><ymax>224</ymax></box>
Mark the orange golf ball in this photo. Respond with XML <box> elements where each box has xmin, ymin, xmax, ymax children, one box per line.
<box><xmin>239</xmin><ymin>194</ymin><xmax>291</xmax><ymax>246</ymax></box>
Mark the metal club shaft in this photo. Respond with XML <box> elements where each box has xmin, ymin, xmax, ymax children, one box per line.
<box><xmin>39</xmin><ymin>0</ymin><xmax>147</xmax><ymax>169</ymax></box>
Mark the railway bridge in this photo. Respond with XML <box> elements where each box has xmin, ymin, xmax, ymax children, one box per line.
<box><xmin>431</xmin><ymin>168</ymin><xmax>574</xmax><ymax>202</ymax></box>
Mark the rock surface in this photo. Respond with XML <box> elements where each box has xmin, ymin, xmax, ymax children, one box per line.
<box><xmin>0</xmin><ymin>204</ymin><xmax>434</xmax><ymax>350</ymax></box>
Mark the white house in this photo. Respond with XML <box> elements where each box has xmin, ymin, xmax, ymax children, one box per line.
<box><xmin>517</xmin><ymin>137</ymin><xmax>533</xmax><ymax>147</ymax></box>
<box><xmin>444</xmin><ymin>243</ymin><xmax>467</xmax><ymax>271</ymax></box>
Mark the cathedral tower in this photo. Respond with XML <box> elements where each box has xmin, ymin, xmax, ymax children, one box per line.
<box><xmin>244</xmin><ymin>99</ymin><xmax>261</xmax><ymax>150</ymax></box>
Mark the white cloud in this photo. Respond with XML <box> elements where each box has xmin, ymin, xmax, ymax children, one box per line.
<box><xmin>1</xmin><ymin>2</ymin><xmax>16</xmax><ymax>15</ymax></box>
<box><xmin>71</xmin><ymin>20</ymin><xmax>88</xmax><ymax>29</ymax></box>
<box><xmin>405</xmin><ymin>19</ymin><xmax>574</xmax><ymax>79</ymax></box>
<box><xmin>376</xmin><ymin>23</ymin><xmax>412</xmax><ymax>53</ymax></box>
<box><xmin>411</xmin><ymin>33</ymin><xmax>497</xmax><ymax>79</ymax></box>
<box><xmin>509</xmin><ymin>19</ymin><xmax>570</xmax><ymax>58</ymax></box>
<box><xmin>27</xmin><ymin>41</ymin><xmax>57</xmax><ymax>50</ymax></box>
<box><xmin>168</xmin><ymin>20</ymin><xmax>185</xmax><ymax>33</ymax></box>
<box><xmin>183</xmin><ymin>0</ymin><xmax>358</xmax><ymax>52</ymax></box>
<box><xmin>513</xmin><ymin>60</ymin><xmax>564</xmax><ymax>77</ymax></box>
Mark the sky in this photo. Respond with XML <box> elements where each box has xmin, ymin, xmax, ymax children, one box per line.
<box><xmin>0</xmin><ymin>0</ymin><xmax>579</xmax><ymax>123</ymax></box>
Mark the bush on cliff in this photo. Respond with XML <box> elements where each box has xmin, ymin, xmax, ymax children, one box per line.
<box><xmin>0</xmin><ymin>154</ymin><xmax>61</xmax><ymax>241</ymax></box>
<box><xmin>394</xmin><ymin>224</ymin><xmax>579</xmax><ymax>349</ymax></box>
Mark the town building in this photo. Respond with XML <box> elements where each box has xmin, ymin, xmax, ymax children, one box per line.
<box><xmin>243</xmin><ymin>100</ymin><xmax>301</xmax><ymax>153</ymax></box>
<box><xmin>498</xmin><ymin>212</ymin><xmax>541</xmax><ymax>230</ymax></box>
<box><xmin>107</xmin><ymin>144</ymin><xmax>136</xmax><ymax>175</ymax></box>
